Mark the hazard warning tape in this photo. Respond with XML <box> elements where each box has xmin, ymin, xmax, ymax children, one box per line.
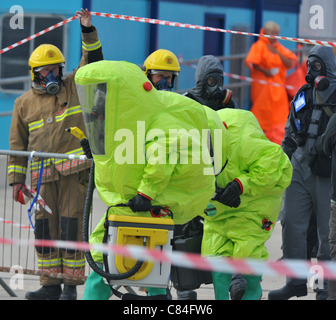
<box><xmin>0</xmin><ymin>218</ymin><xmax>32</xmax><ymax>230</ymax></box>
<box><xmin>183</xmin><ymin>60</ymin><xmax>299</xmax><ymax>91</ymax></box>
<box><xmin>0</xmin><ymin>15</ymin><xmax>77</xmax><ymax>55</ymax></box>
<box><xmin>89</xmin><ymin>11</ymin><xmax>336</xmax><ymax>48</ymax></box>
<box><xmin>1</xmin><ymin>11</ymin><xmax>336</xmax><ymax>56</ymax></box>
<box><xmin>223</xmin><ymin>71</ymin><xmax>298</xmax><ymax>90</ymax></box>
<box><xmin>1</xmin><ymin>236</ymin><xmax>336</xmax><ymax>280</ymax></box>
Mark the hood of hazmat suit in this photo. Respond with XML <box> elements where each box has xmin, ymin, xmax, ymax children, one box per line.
<box><xmin>306</xmin><ymin>46</ymin><xmax>336</xmax><ymax>104</ymax></box>
<box><xmin>75</xmin><ymin>60</ymin><xmax>218</xmax><ymax>227</ymax></box>
<box><xmin>188</xmin><ymin>55</ymin><xmax>225</xmax><ymax>109</ymax></box>
<box><xmin>202</xmin><ymin>108</ymin><xmax>292</xmax><ymax>260</ymax></box>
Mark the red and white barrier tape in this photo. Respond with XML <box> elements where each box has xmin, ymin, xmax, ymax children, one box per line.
<box><xmin>223</xmin><ymin>71</ymin><xmax>298</xmax><ymax>91</ymax></box>
<box><xmin>1</xmin><ymin>236</ymin><xmax>336</xmax><ymax>280</ymax></box>
<box><xmin>0</xmin><ymin>15</ymin><xmax>77</xmax><ymax>55</ymax></box>
<box><xmin>183</xmin><ymin>60</ymin><xmax>298</xmax><ymax>90</ymax></box>
<box><xmin>89</xmin><ymin>11</ymin><xmax>336</xmax><ymax>48</ymax></box>
<box><xmin>17</xmin><ymin>184</ymin><xmax>52</xmax><ymax>214</ymax></box>
<box><xmin>1</xmin><ymin>11</ymin><xmax>336</xmax><ymax>56</ymax></box>
<box><xmin>0</xmin><ymin>218</ymin><xmax>32</xmax><ymax>230</ymax></box>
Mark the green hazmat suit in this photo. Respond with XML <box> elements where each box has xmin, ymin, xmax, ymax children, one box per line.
<box><xmin>201</xmin><ymin>108</ymin><xmax>293</xmax><ymax>299</ymax></box>
<box><xmin>75</xmin><ymin>60</ymin><xmax>223</xmax><ymax>299</ymax></box>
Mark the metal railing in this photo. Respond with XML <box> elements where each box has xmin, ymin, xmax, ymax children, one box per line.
<box><xmin>0</xmin><ymin>150</ymin><xmax>107</xmax><ymax>296</ymax></box>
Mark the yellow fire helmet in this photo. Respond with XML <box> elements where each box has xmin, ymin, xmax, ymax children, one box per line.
<box><xmin>28</xmin><ymin>44</ymin><xmax>65</xmax><ymax>81</ymax></box>
<box><xmin>143</xmin><ymin>49</ymin><xmax>180</xmax><ymax>76</ymax></box>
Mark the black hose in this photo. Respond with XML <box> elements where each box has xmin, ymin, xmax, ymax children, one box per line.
<box><xmin>82</xmin><ymin>160</ymin><xmax>144</xmax><ymax>280</ymax></box>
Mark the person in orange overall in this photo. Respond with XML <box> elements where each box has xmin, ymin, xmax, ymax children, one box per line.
<box><xmin>245</xmin><ymin>21</ymin><xmax>297</xmax><ymax>144</ymax></box>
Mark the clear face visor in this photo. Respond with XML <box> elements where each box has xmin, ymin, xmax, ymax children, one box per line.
<box><xmin>149</xmin><ymin>69</ymin><xmax>179</xmax><ymax>76</ymax></box>
<box><xmin>76</xmin><ymin>82</ymin><xmax>107</xmax><ymax>156</ymax></box>
<box><xmin>34</xmin><ymin>63</ymin><xmax>65</xmax><ymax>73</ymax></box>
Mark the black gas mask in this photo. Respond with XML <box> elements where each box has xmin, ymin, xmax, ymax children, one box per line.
<box><xmin>306</xmin><ymin>56</ymin><xmax>329</xmax><ymax>91</ymax></box>
<box><xmin>201</xmin><ymin>72</ymin><xmax>226</xmax><ymax>110</ymax></box>
<box><xmin>204</xmin><ymin>72</ymin><xmax>224</xmax><ymax>101</ymax></box>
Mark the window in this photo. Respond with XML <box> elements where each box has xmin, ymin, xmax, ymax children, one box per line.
<box><xmin>0</xmin><ymin>13</ymin><xmax>67</xmax><ymax>93</ymax></box>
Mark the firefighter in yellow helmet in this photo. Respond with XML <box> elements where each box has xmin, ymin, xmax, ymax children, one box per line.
<box><xmin>8</xmin><ymin>9</ymin><xmax>103</xmax><ymax>300</ymax></box>
<box><xmin>28</xmin><ymin>44</ymin><xmax>66</xmax><ymax>94</ymax></box>
<box><xmin>143</xmin><ymin>49</ymin><xmax>180</xmax><ymax>91</ymax></box>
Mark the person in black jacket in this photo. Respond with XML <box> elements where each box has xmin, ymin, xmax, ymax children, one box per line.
<box><xmin>269</xmin><ymin>45</ymin><xmax>336</xmax><ymax>300</ymax></box>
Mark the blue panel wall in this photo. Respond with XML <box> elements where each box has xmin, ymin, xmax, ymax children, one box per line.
<box><xmin>157</xmin><ymin>3</ymin><xmax>254</xmax><ymax>90</ymax></box>
<box><xmin>90</xmin><ymin>0</ymin><xmax>149</xmax><ymax>65</ymax></box>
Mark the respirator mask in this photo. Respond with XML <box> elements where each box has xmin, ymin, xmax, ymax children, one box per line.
<box><xmin>154</xmin><ymin>77</ymin><xmax>172</xmax><ymax>91</ymax></box>
<box><xmin>306</xmin><ymin>57</ymin><xmax>329</xmax><ymax>91</ymax></box>
<box><xmin>204</xmin><ymin>72</ymin><xmax>224</xmax><ymax>100</ymax></box>
<box><xmin>148</xmin><ymin>70</ymin><xmax>176</xmax><ymax>91</ymax></box>
<box><xmin>202</xmin><ymin>72</ymin><xmax>226</xmax><ymax>110</ymax></box>
<box><xmin>34</xmin><ymin>66</ymin><xmax>63</xmax><ymax>94</ymax></box>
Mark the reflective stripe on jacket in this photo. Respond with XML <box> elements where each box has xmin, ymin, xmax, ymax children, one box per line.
<box><xmin>8</xmin><ymin>27</ymin><xmax>102</xmax><ymax>186</ymax></box>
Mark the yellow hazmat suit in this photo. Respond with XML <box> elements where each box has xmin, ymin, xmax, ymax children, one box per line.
<box><xmin>202</xmin><ymin>108</ymin><xmax>293</xmax><ymax>299</ymax></box>
<box><xmin>75</xmin><ymin>60</ymin><xmax>226</xmax><ymax>299</ymax></box>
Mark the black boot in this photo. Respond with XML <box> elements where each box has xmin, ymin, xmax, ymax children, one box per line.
<box><xmin>60</xmin><ymin>285</ymin><xmax>77</xmax><ymax>300</ymax></box>
<box><xmin>268</xmin><ymin>284</ymin><xmax>307</xmax><ymax>300</ymax></box>
<box><xmin>229</xmin><ymin>274</ymin><xmax>246</xmax><ymax>300</ymax></box>
<box><xmin>25</xmin><ymin>285</ymin><xmax>62</xmax><ymax>300</ymax></box>
<box><xmin>328</xmin><ymin>280</ymin><xmax>336</xmax><ymax>300</ymax></box>
<box><xmin>177</xmin><ymin>290</ymin><xmax>197</xmax><ymax>300</ymax></box>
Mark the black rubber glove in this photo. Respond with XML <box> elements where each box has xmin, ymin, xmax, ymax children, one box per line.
<box><xmin>127</xmin><ymin>194</ymin><xmax>152</xmax><ymax>212</ymax></box>
<box><xmin>80</xmin><ymin>138</ymin><xmax>93</xmax><ymax>159</ymax></box>
<box><xmin>217</xmin><ymin>180</ymin><xmax>242</xmax><ymax>208</ymax></box>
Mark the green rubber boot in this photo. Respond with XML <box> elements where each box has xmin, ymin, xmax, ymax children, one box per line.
<box><xmin>82</xmin><ymin>270</ymin><xmax>112</xmax><ymax>300</ymax></box>
<box><xmin>242</xmin><ymin>275</ymin><xmax>263</xmax><ymax>300</ymax></box>
<box><xmin>212</xmin><ymin>272</ymin><xmax>232</xmax><ymax>300</ymax></box>
<box><xmin>146</xmin><ymin>287</ymin><xmax>169</xmax><ymax>298</ymax></box>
